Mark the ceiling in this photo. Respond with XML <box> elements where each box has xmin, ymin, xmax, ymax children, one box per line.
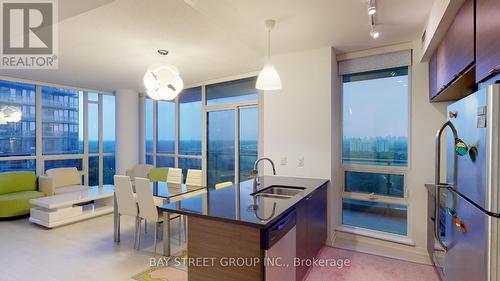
<box><xmin>0</xmin><ymin>0</ymin><xmax>434</xmax><ymax>93</ymax></box>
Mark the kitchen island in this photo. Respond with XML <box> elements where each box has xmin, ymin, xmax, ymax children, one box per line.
<box><xmin>159</xmin><ymin>176</ymin><xmax>329</xmax><ymax>281</ymax></box>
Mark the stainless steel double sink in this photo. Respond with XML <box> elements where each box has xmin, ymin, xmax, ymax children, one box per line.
<box><xmin>252</xmin><ymin>185</ymin><xmax>305</xmax><ymax>199</ymax></box>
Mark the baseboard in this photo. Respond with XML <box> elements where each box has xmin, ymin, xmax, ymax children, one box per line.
<box><xmin>328</xmin><ymin>231</ymin><xmax>433</xmax><ymax>265</ymax></box>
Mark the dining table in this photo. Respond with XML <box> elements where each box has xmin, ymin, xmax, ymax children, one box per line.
<box><xmin>112</xmin><ymin>181</ymin><xmax>206</xmax><ymax>256</ymax></box>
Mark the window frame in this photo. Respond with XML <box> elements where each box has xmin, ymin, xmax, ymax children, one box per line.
<box><xmin>0</xmin><ymin>75</ymin><xmax>114</xmax><ymax>186</ymax></box>
<box><xmin>339</xmin><ymin>66</ymin><xmax>412</xmax><ymax>241</ymax></box>
<box><xmin>141</xmin><ymin>74</ymin><xmax>262</xmax><ymax>187</ymax></box>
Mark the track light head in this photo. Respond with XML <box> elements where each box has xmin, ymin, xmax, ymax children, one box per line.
<box><xmin>368</xmin><ymin>0</ymin><xmax>376</xmax><ymax>15</ymax></box>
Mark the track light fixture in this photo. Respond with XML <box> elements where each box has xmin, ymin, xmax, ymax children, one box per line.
<box><xmin>368</xmin><ymin>0</ymin><xmax>376</xmax><ymax>15</ymax></box>
<box><xmin>370</xmin><ymin>26</ymin><xmax>380</xmax><ymax>39</ymax></box>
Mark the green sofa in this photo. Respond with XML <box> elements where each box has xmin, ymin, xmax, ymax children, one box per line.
<box><xmin>0</xmin><ymin>172</ymin><xmax>45</xmax><ymax>218</ymax></box>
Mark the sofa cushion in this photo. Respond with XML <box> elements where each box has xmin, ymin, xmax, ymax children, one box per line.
<box><xmin>54</xmin><ymin>185</ymin><xmax>85</xmax><ymax>195</ymax></box>
<box><xmin>0</xmin><ymin>172</ymin><xmax>37</xmax><ymax>195</ymax></box>
<box><xmin>0</xmin><ymin>191</ymin><xmax>45</xmax><ymax>218</ymax></box>
<box><xmin>46</xmin><ymin>167</ymin><xmax>81</xmax><ymax>188</ymax></box>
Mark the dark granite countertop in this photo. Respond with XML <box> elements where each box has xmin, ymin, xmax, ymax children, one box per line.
<box><xmin>159</xmin><ymin>176</ymin><xmax>329</xmax><ymax>228</ymax></box>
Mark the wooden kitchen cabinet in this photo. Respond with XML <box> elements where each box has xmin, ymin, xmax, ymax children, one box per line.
<box><xmin>476</xmin><ymin>0</ymin><xmax>500</xmax><ymax>83</ymax></box>
<box><xmin>429</xmin><ymin>0</ymin><xmax>475</xmax><ymax>100</ymax></box>
<box><xmin>295</xmin><ymin>184</ymin><xmax>327</xmax><ymax>281</ymax></box>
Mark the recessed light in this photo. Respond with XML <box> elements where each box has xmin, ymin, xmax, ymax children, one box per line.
<box><xmin>157</xmin><ymin>49</ymin><xmax>169</xmax><ymax>55</ymax></box>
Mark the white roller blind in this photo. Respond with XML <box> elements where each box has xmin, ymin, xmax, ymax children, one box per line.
<box><xmin>338</xmin><ymin>50</ymin><xmax>412</xmax><ymax>75</ymax></box>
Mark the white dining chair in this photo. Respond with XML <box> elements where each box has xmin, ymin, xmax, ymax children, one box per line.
<box><xmin>215</xmin><ymin>181</ymin><xmax>233</xmax><ymax>190</ymax></box>
<box><xmin>135</xmin><ymin>177</ymin><xmax>183</xmax><ymax>256</ymax></box>
<box><xmin>167</xmin><ymin>168</ymin><xmax>183</xmax><ymax>185</ymax></box>
<box><xmin>185</xmin><ymin>169</ymin><xmax>203</xmax><ymax>187</ymax></box>
<box><xmin>114</xmin><ymin>175</ymin><xmax>139</xmax><ymax>249</ymax></box>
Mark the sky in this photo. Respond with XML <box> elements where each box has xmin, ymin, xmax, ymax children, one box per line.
<box><xmin>342</xmin><ymin>75</ymin><xmax>409</xmax><ymax>139</ymax></box>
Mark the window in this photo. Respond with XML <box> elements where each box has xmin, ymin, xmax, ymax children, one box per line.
<box><xmin>45</xmin><ymin>159</ymin><xmax>83</xmax><ymax>171</ymax></box>
<box><xmin>145</xmin><ymin>98</ymin><xmax>154</xmax><ymax>158</ymax></box>
<box><xmin>179</xmin><ymin>87</ymin><xmax>202</xmax><ymax>156</ymax></box>
<box><xmin>0</xmin><ymin>159</ymin><xmax>36</xmax><ymax>173</ymax></box>
<box><xmin>178</xmin><ymin>157</ymin><xmax>202</xmax><ymax>183</ymax></box>
<box><xmin>206</xmin><ymin>77</ymin><xmax>258</xmax><ymax>105</ymax></box>
<box><xmin>143</xmin><ymin>78</ymin><xmax>259</xmax><ymax>188</ymax></box>
<box><xmin>345</xmin><ymin>171</ymin><xmax>404</xmax><ymax>197</ymax></box>
<box><xmin>0</xmin><ymin>79</ymin><xmax>114</xmax><ymax>186</ymax></box>
<box><xmin>88</xmin><ymin>156</ymin><xmax>99</xmax><ymax>186</ymax></box>
<box><xmin>102</xmin><ymin>95</ymin><xmax>116</xmax><ymax>184</ymax></box>
<box><xmin>42</xmin><ymin>87</ymin><xmax>83</xmax><ymax>155</ymax></box>
<box><xmin>88</xmin><ymin>102</ymin><xmax>99</xmax><ymax>154</ymax></box>
<box><xmin>157</xmin><ymin>100</ymin><xmax>175</xmax><ymax>154</ymax></box>
<box><xmin>156</xmin><ymin>156</ymin><xmax>174</xmax><ymax>168</ymax></box>
<box><xmin>87</xmin><ymin>93</ymin><xmax>115</xmax><ymax>186</ymax></box>
<box><xmin>342</xmin><ymin>67</ymin><xmax>409</xmax><ymax>166</ymax></box>
<box><xmin>239</xmin><ymin>107</ymin><xmax>259</xmax><ymax>182</ymax></box>
<box><xmin>207</xmin><ymin>110</ymin><xmax>235</xmax><ymax>189</ymax></box>
<box><xmin>206</xmin><ymin>77</ymin><xmax>259</xmax><ymax>189</ymax></box>
<box><xmin>0</xmin><ymin>81</ymin><xmax>36</xmax><ymax>158</ymax></box>
<box><xmin>342</xmin><ymin>199</ymin><xmax>407</xmax><ymax>235</ymax></box>
<box><xmin>341</xmin><ymin>66</ymin><xmax>409</xmax><ymax>237</ymax></box>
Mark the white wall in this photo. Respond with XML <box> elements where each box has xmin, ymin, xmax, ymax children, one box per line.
<box><xmin>262</xmin><ymin>47</ymin><xmax>333</xmax><ymax>180</ymax></box>
<box><xmin>115</xmin><ymin>89</ymin><xmax>140</xmax><ymax>175</ymax></box>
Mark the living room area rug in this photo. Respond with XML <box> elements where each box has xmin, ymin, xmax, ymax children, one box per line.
<box><xmin>132</xmin><ymin>249</ymin><xmax>188</xmax><ymax>281</ymax></box>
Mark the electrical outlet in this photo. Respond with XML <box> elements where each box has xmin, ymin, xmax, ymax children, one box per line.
<box><xmin>280</xmin><ymin>157</ymin><xmax>287</xmax><ymax>165</ymax></box>
<box><xmin>298</xmin><ymin>157</ymin><xmax>304</xmax><ymax>167</ymax></box>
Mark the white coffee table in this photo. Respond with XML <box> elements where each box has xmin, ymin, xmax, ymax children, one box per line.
<box><xmin>29</xmin><ymin>185</ymin><xmax>114</xmax><ymax>228</ymax></box>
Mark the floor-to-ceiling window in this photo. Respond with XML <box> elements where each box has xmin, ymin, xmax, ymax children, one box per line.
<box><xmin>178</xmin><ymin>87</ymin><xmax>202</xmax><ymax>180</ymax></box>
<box><xmin>144</xmin><ymin>86</ymin><xmax>203</xmax><ymax>182</ymax></box>
<box><xmin>340</xmin><ymin>66</ymin><xmax>409</xmax><ymax>237</ymax></box>
<box><xmin>142</xmin><ymin>76</ymin><xmax>259</xmax><ymax>188</ymax></box>
<box><xmin>0</xmin><ymin>78</ymin><xmax>115</xmax><ymax>186</ymax></box>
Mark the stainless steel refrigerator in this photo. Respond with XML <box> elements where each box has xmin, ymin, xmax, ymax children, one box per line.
<box><xmin>432</xmin><ymin>83</ymin><xmax>500</xmax><ymax>281</ymax></box>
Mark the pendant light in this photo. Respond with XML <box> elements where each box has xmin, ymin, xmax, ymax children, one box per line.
<box><xmin>143</xmin><ymin>50</ymin><xmax>184</xmax><ymax>101</ymax></box>
<box><xmin>256</xmin><ymin>19</ymin><xmax>282</xmax><ymax>91</ymax></box>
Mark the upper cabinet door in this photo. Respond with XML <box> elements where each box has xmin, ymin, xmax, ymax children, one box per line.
<box><xmin>437</xmin><ymin>0</ymin><xmax>475</xmax><ymax>87</ymax></box>
<box><xmin>429</xmin><ymin>52</ymin><xmax>439</xmax><ymax>100</ymax></box>
<box><xmin>429</xmin><ymin>0</ymin><xmax>475</xmax><ymax>100</ymax></box>
<box><xmin>476</xmin><ymin>0</ymin><xmax>500</xmax><ymax>83</ymax></box>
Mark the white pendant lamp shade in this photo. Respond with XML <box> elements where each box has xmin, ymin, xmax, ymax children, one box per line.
<box><xmin>256</xmin><ymin>63</ymin><xmax>282</xmax><ymax>90</ymax></box>
<box><xmin>143</xmin><ymin>63</ymin><xmax>184</xmax><ymax>101</ymax></box>
<box><xmin>256</xmin><ymin>19</ymin><xmax>282</xmax><ymax>91</ymax></box>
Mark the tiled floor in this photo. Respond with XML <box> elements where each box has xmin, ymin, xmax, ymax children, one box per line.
<box><xmin>305</xmin><ymin>247</ymin><xmax>440</xmax><ymax>281</ymax></box>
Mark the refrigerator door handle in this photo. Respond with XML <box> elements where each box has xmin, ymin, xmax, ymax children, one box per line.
<box><xmin>434</xmin><ymin>121</ymin><xmax>460</xmax><ymax>251</ymax></box>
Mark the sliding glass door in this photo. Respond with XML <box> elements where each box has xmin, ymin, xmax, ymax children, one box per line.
<box><xmin>207</xmin><ymin>110</ymin><xmax>235</xmax><ymax>189</ymax></box>
<box><xmin>206</xmin><ymin>106</ymin><xmax>258</xmax><ymax>189</ymax></box>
